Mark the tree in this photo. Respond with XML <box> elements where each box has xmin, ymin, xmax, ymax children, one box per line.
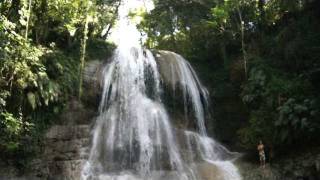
<box><xmin>0</xmin><ymin>0</ymin><xmax>120</xmax><ymax>158</ymax></box>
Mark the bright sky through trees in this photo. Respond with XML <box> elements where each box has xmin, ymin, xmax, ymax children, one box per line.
<box><xmin>108</xmin><ymin>0</ymin><xmax>154</xmax><ymax>46</ymax></box>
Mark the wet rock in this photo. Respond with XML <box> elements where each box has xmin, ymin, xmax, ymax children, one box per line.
<box><xmin>197</xmin><ymin>162</ymin><xmax>226</xmax><ymax>180</ymax></box>
<box><xmin>40</xmin><ymin>125</ymin><xmax>91</xmax><ymax>179</ymax></box>
<box><xmin>46</xmin><ymin>160</ymin><xmax>85</xmax><ymax>180</ymax></box>
<box><xmin>45</xmin><ymin>125</ymin><xmax>90</xmax><ymax>140</ymax></box>
<box><xmin>82</xmin><ymin>60</ymin><xmax>105</xmax><ymax>109</ymax></box>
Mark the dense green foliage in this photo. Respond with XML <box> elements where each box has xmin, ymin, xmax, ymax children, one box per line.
<box><xmin>1</xmin><ymin>0</ymin><xmax>320</xmax><ymax>167</ymax></box>
<box><xmin>0</xmin><ymin>0</ymin><xmax>117</xmax><ymax>163</ymax></box>
<box><xmin>138</xmin><ymin>0</ymin><xmax>320</xmax><ymax>154</ymax></box>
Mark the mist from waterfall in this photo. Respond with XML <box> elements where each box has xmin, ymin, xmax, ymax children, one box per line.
<box><xmin>81</xmin><ymin>0</ymin><xmax>241</xmax><ymax>179</ymax></box>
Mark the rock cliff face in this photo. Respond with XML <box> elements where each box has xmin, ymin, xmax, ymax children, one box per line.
<box><xmin>41</xmin><ymin>125</ymin><xmax>90</xmax><ymax>179</ymax></box>
<box><xmin>10</xmin><ymin>109</ymin><xmax>94</xmax><ymax>180</ymax></box>
<box><xmin>81</xmin><ymin>60</ymin><xmax>104</xmax><ymax>108</ymax></box>
<box><xmin>33</xmin><ymin>61</ymin><xmax>102</xmax><ymax>180</ymax></box>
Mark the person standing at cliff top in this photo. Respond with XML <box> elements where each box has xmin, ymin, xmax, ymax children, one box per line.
<box><xmin>257</xmin><ymin>140</ymin><xmax>266</xmax><ymax>168</ymax></box>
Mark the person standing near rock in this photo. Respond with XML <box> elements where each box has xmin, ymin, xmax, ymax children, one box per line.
<box><xmin>257</xmin><ymin>140</ymin><xmax>266</xmax><ymax>168</ymax></box>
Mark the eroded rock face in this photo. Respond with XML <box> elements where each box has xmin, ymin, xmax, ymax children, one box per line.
<box><xmin>82</xmin><ymin>60</ymin><xmax>105</xmax><ymax>108</ymax></box>
<box><xmin>34</xmin><ymin>61</ymin><xmax>105</xmax><ymax>180</ymax></box>
<box><xmin>0</xmin><ymin>125</ymin><xmax>92</xmax><ymax>180</ymax></box>
<box><xmin>41</xmin><ymin>125</ymin><xmax>90</xmax><ymax>180</ymax></box>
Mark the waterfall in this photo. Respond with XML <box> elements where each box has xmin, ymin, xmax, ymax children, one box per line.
<box><xmin>81</xmin><ymin>0</ymin><xmax>241</xmax><ymax>179</ymax></box>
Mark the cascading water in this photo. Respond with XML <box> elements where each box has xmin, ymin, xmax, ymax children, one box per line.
<box><xmin>81</xmin><ymin>0</ymin><xmax>241</xmax><ymax>180</ymax></box>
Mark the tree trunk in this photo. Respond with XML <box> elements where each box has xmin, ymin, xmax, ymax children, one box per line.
<box><xmin>221</xmin><ymin>42</ymin><xmax>228</xmax><ymax>69</ymax></box>
<box><xmin>25</xmin><ymin>0</ymin><xmax>32</xmax><ymax>40</ymax></box>
<box><xmin>237</xmin><ymin>7</ymin><xmax>247</xmax><ymax>79</ymax></box>
<box><xmin>102</xmin><ymin>1</ymin><xmax>121</xmax><ymax>40</ymax></box>
<box><xmin>78</xmin><ymin>9</ymin><xmax>90</xmax><ymax>100</ymax></box>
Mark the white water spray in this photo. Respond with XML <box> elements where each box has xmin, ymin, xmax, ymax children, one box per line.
<box><xmin>81</xmin><ymin>0</ymin><xmax>241</xmax><ymax>179</ymax></box>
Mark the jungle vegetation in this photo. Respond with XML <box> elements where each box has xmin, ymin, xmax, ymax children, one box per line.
<box><xmin>137</xmin><ymin>0</ymin><xmax>320</xmax><ymax>156</ymax></box>
<box><xmin>0</xmin><ymin>0</ymin><xmax>320</xmax><ymax>167</ymax></box>
<box><xmin>0</xmin><ymin>0</ymin><xmax>119</xmax><ymax>166</ymax></box>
